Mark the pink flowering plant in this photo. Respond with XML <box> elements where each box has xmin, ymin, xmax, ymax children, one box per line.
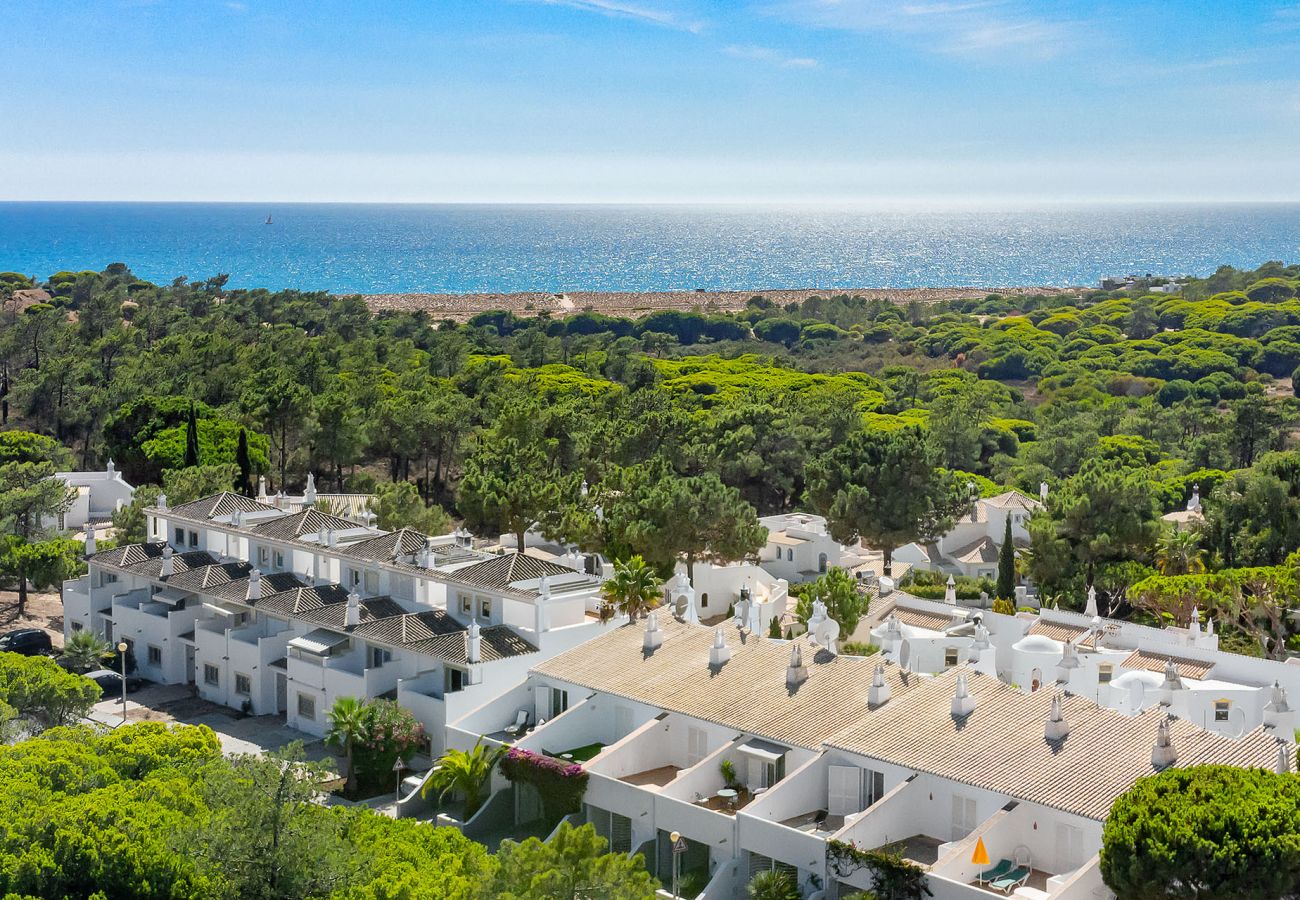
<box><xmin>342</xmin><ymin>698</ymin><xmax>425</xmax><ymax>795</ymax></box>
<box><xmin>499</xmin><ymin>747</ymin><xmax>589</xmax><ymax>818</ymax></box>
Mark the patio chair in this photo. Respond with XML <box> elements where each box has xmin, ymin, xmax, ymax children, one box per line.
<box><xmin>503</xmin><ymin>710</ymin><xmax>529</xmax><ymax>737</ymax></box>
<box><xmin>977</xmin><ymin>859</ymin><xmax>1015</xmax><ymax>885</ymax></box>
<box><xmin>990</xmin><ymin>866</ymin><xmax>1031</xmax><ymax>894</ymax></box>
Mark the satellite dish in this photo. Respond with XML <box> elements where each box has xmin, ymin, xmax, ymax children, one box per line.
<box><xmin>815</xmin><ymin>618</ymin><xmax>840</xmax><ymax>652</ymax></box>
<box><xmin>898</xmin><ymin>640</ymin><xmax>911</xmax><ymax>670</ymax></box>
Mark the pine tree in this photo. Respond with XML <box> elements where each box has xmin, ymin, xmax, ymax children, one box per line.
<box><xmin>996</xmin><ymin>514</ymin><xmax>1016</xmax><ymax>601</ymax></box>
<box><xmin>235</xmin><ymin>428</ymin><xmax>253</xmax><ymax>497</ymax></box>
<box><xmin>183</xmin><ymin>403</ymin><xmax>200</xmax><ymax>468</ymax></box>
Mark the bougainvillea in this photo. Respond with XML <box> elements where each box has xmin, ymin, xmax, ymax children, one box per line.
<box><xmin>352</xmin><ymin>699</ymin><xmax>426</xmax><ymax>794</ymax></box>
<box><xmin>499</xmin><ymin>747</ymin><xmax>589</xmax><ymax>819</ymax></box>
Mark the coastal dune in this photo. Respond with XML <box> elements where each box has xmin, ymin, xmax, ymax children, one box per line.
<box><xmin>363</xmin><ymin>285</ymin><xmax>1078</xmax><ymax>320</ymax></box>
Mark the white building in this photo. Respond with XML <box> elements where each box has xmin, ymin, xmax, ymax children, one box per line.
<box><xmin>62</xmin><ymin>490</ymin><xmax>614</xmax><ymax>750</ymax></box>
<box><xmin>756</xmin><ymin>513</ymin><xmax>866</xmax><ymax>583</ymax></box>
<box><xmin>894</xmin><ymin>490</ymin><xmax>1040</xmax><ymax>580</ymax></box>
<box><xmin>41</xmin><ymin>460</ymin><xmax>135</xmax><ymax>532</ymax></box>
<box><xmin>458</xmin><ymin>615</ymin><xmax>1280</xmax><ymax>899</ymax></box>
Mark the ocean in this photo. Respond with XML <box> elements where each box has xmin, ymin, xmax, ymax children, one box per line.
<box><xmin>1</xmin><ymin>202</ymin><xmax>1298</xmax><ymax>295</ymax></box>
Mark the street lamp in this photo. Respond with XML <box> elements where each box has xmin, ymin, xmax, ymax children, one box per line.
<box><xmin>116</xmin><ymin>641</ymin><xmax>128</xmax><ymax>726</ymax></box>
<box><xmin>392</xmin><ymin>757</ymin><xmax>408</xmax><ymax>813</ymax></box>
<box><xmin>669</xmin><ymin>830</ymin><xmax>685</xmax><ymax>899</ymax></box>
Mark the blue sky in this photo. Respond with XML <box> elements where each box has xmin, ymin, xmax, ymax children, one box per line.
<box><xmin>2</xmin><ymin>0</ymin><xmax>1299</xmax><ymax>201</ymax></box>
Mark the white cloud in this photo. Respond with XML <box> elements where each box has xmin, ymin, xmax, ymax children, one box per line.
<box><xmin>723</xmin><ymin>44</ymin><xmax>818</xmax><ymax>67</ymax></box>
<box><xmin>765</xmin><ymin>0</ymin><xmax>1079</xmax><ymax>60</ymax></box>
<box><xmin>528</xmin><ymin>0</ymin><xmax>705</xmax><ymax>33</ymax></box>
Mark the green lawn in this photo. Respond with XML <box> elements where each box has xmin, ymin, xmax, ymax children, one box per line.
<box><xmin>544</xmin><ymin>742</ymin><xmax>604</xmax><ymax>763</ymax></box>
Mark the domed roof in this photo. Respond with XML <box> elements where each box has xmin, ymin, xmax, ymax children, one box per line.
<box><xmin>1112</xmin><ymin>669</ymin><xmax>1163</xmax><ymax>690</ymax></box>
<box><xmin>1012</xmin><ymin>634</ymin><xmax>1063</xmax><ymax>654</ymax></box>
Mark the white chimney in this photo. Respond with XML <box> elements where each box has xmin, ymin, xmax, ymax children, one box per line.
<box><xmin>84</xmin><ymin>530</ymin><xmax>96</xmax><ymax>557</ymax></box>
<box><xmin>324</xmin><ymin>527</ymin><xmax>335</xmax><ymax>547</ymax></box>
<box><xmin>883</xmin><ymin>614</ymin><xmax>903</xmax><ymax>642</ymax></box>
<box><xmin>1039</xmin><ymin>481</ymin><xmax>1049</xmax><ymax>502</ymax></box>
<box><xmin>1058</xmin><ymin>641</ymin><xmax>1081</xmax><ymax>670</ymax></box>
<box><xmin>1278</xmin><ymin>742</ymin><xmax>1292</xmax><ymax>775</ymax></box>
<box><xmin>345</xmin><ymin>590</ymin><xmax>361</xmax><ymax>628</ymax></box>
<box><xmin>465</xmin><ymin>618</ymin><xmax>482</xmax><ymax>664</ymax></box>
<box><xmin>951</xmin><ymin>673</ymin><xmax>976</xmax><ymax>717</ymax></box>
<box><xmin>157</xmin><ymin>492</ymin><xmax>168</xmax><ymax>510</ymax></box>
<box><xmin>1159</xmin><ymin>660</ymin><xmax>1184</xmax><ymax>705</ymax></box>
<box><xmin>232</xmin><ymin>509</ymin><xmax>242</xmax><ymax>528</ymax></box>
<box><xmin>246</xmin><ymin>568</ymin><xmax>262</xmax><ymax>602</ymax></box>
<box><xmin>161</xmin><ymin>545</ymin><xmax>174</xmax><ymax>578</ymax></box>
<box><xmin>106</xmin><ymin>458</ymin><xmax>115</xmax><ymax>476</ymax></box>
<box><xmin>1045</xmin><ymin>693</ymin><xmax>1070</xmax><ymax>741</ymax></box>
<box><xmin>304</xmin><ymin>472</ymin><xmax>317</xmax><ymax>505</ymax></box>
<box><xmin>1152</xmin><ymin>716</ymin><xmax>1178</xmax><ymax>768</ymax></box>
<box><xmin>868</xmin><ymin>664</ymin><xmax>891</xmax><ymax>706</ymax></box>
<box><xmin>786</xmin><ymin>643</ymin><xmax>808</xmax><ymax>689</ymax></box>
<box><xmin>1206</xmin><ymin>617</ymin><xmax>1215</xmax><ymax>637</ymax></box>
<box><xmin>643</xmin><ymin>612</ymin><xmax>663</xmax><ymax>652</ymax></box>
<box><xmin>709</xmin><ymin>627</ymin><xmax>730</xmax><ymax>666</ymax></box>
<box><xmin>944</xmin><ymin>575</ymin><xmax>956</xmax><ymax>606</ymax></box>
<box><xmin>1084</xmin><ymin>585</ymin><xmax>1098</xmax><ymax>617</ymax></box>
<box><xmin>418</xmin><ymin>543</ymin><xmax>431</xmax><ymax>569</ymax></box>
<box><xmin>1188</xmin><ymin>607</ymin><xmax>1201</xmax><ymax>638</ymax></box>
<box><xmin>257</xmin><ymin>476</ymin><xmax>267</xmax><ymax>501</ymax></box>
<box><xmin>1188</xmin><ymin>484</ymin><xmax>1201</xmax><ymax>512</ymax></box>
<box><xmin>1264</xmin><ymin>682</ymin><xmax>1295</xmax><ymax>737</ymax></box>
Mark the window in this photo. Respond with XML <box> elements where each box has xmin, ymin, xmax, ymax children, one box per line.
<box><xmin>550</xmin><ymin>687</ymin><xmax>569</xmax><ymax>719</ymax></box>
<box><xmin>175</xmin><ymin>527</ymin><xmax>185</xmax><ymax>545</ymax></box>
<box><xmin>274</xmin><ymin>551</ymin><xmax>284</xmax><ymax>569</ymax></box>
<box><xmin>460</xmin><ymin>595</ymin><xmax>472</xmax><ymax>615</ymax></box>
<box><xmin>944</xmin><ymin>647</ymin><xmax>960</xmax><ymax>667</ymax></box>
<box><xmin>71</xmin><ymin>621</ymin><xmax>84</xmax><ymax>632</ymax></box>
<box><xmin>761</xmin><ymin>756</ymin><xmax>786</xmax><ymax>789</ymax></box>
<box><xmin>479</xmin><ymin>597</ymin><xmax>492</xmax><ymax>619</ymax></box>
<box><xmin>445</xmin><ymin>667</ymin><xmax>465</xmax><ymax>693</ymax></box>
<box><xmin>147</xmin><ymin>645</ymin><xmax>162</xmax><ymax>666</ymax></box>
<box><xmin>786</xmin><ymin>548</ymin><xmax>794</xmax><ymax>562</ymax></box>
<box><xmin>235</xmin><ymin>673</ymin><xmax>251</xmax><ymax>696</ymax></box>
<box><xmin>350</xmin><ymin>569</ymin><xmax>362</xmax><ymax>587</ymax></box>
<box><xmin>103</xmin><ymin>572</ymin><xmax>118</xmax><ymax>584</ymax></box>
<box><xmin>1215</xmin><ymin>700</ymin><xmax>1231</xmax><ymax>722</ymax></box>
<box><xmin>257</xmin><ymin>547</ymin><xmax>269</xmax><ymax>566</ymax></box>
<box><xmin>203</xmin><ymin>664</ymin><xmax>219</xmax><ymax>686</ymax></box>
<box><xmin>297</xmin><ymin>693</ymin><xmax>316</xmax><ymax>720</ymax></box>
<box><xmin>818</xmin><ymin>552</ymin><xmax>828</xmax><ymax>573</ymax></box>
<box><xmin>1098</xmin><ymin>664</ymin><xmax>1114</xmax><ymax>684</ymax></box>
<box><xmin>370</xmin><ymin>646</ymin><xmax>391</xmax><ymax>669</ymax></box>
<box><xmin>188</xmin><ymin>530</ymin><xmax>199</xmax><ymax>548</ymax></box>
<box><xmin>687</xmin><ymin>726</ymin><xmax>708</xmax><ymax>767</ymax></box>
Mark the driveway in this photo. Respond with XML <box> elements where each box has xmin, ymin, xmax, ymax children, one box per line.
<box><xmin>89</xmin><ymin>682</ymin><xmax>333</xmax><ymax>764</ymax></box>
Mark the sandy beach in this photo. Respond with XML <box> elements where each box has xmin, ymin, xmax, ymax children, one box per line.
<box><xmin>363</xmin><ymin>285</ymin><xmax>1080</xmax><ymax>320</ymax></box>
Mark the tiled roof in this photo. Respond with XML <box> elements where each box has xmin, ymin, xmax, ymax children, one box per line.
<box><xmin>950</xmin><ymin>535</ymin><xmax>1000</xmax><ymax>565</ymax></box>
<box><xmin>532</xmin><ymin>616</ymin><xmax>919</xmax><ymax>750</ymax></box>
<box><xmin>354</xmin><ymin>609</ymin><xmax>463</xmax><ymax>645</ymax></box>
<box><xmin>334</xmin><ymin>528</ymin><xmax>430</xmax><ymax>562</ymax></box>
<box><xmin>1027</xmin><ymin>620</ymin><xmax>1090</xmax><ymax>643</ymax></box>
<box><xmin>256</xmin><ymin>584</ymin><xmax>353</xmax><ymax>618</ymax></box>
<box><xmin>1120</xmin><ymin>649</ymin><xmax>1216</xmax><ymax>681</ymax></box>
<box><xmin>452</xmin><ymin>552</ymin><xmax>577</xmax><ymax>591</ymax></box>
<box><xmin>100</xmin><ymin>544</ymin><xmax>219</xmax><ymax>581</ymax></box>
<box><xmin>408</xmin><ymin>625</ymin><xmax>537</xmax><ymax>665</ymax></box>
<box><xmin>165</xmin><ymin>561</ymin><xmax>252</xmax><ymax>595</ymax></box>
<box><xmin>981</xmin><ymin>490</ymin><xmax>1042</xmax><ymax>510</ymax></box>
<box><xmin>249</xmin><ymin>508</ymin><xmax>358</xmax><ymax>541</ymax></box>
<box><xmin>892</xmin><ymin>608</ymin><xmax>961</xmax><ymax>632</ymax></box>
<box><xmin>89</xmin><ymin>541</ymin><xmax>169</xmax><ymax>568</ymax></box>
<box><xmin>828</xmin><ymin>669</ymin><xmax>1276</xmax><ymax>821</ymax></box>
<box><xmin>304</xmin><ymin>596</ymin><xmax>408</xmax><ymax>631</ymax></box>
<box><xmin>167</xmin><ymin>492</ymin><xmax>277</xmax><ymax>521</ymax></box>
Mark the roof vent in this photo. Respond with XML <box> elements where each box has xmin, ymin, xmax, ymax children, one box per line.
<box><xmin>709</xmin><ymin>627</ymin><xmax>730</xmax><ymax>666</ymax></box>
<box><xmin>246</xmin><ymin>568</ymin><xmax>262</xmax><ymax>601</ymax></box>
<box><xmin>951</xmin><ymin>673</ymin><xmax>976</xmax><ymax>718</ymax></box>
<box><xmin>161</xmin><ymin>545</ymin><xmax>174</xmax><ymax>578</ymax></box>
<box><xmin>257</xmin><ymin>476</ymin><xmax>268</xmax><ymax>501</ymax></box>
<box><xmin>643</xmin><ymin>612</ymin><xmax>663</xmax><ymax>652</ymax></box>
<box><xmin>1159</xmin><ymin>660</ymin><xmax>1184</xmax><ymax>704</ymax></box>
<box><xmin>157</xmin><ymin>492</ymin><xmax>168</xmax><ymax>510</ymax></box>
<box><xmin>345</xmin><ymin>590</ymin><xmax>361</xmax><ymax>628</ymax></box>
<box><xmin>1151</xmin><ymin>715</ymin><xmax>1178</xmax><ymax>768</ymax></box>
<box><xmin>465</xmin><ymin>618</ymin><xmax>481</xmax><ymax>664</ymax></box>
<box><xmin>786</xmin><ymin>643</ymin><xmax>808</xmax><ymax>689</ymax></box>
<box><xmin>1045</xmin><ymin>693</ymin><xmax>1070</xmax><ymax>741</ymax></box>
<box><xmin>944</xmin><ymin>575</ymin><xmax>957</xmax><ymax>606</ymax></box>
<box><xmin>304</xmin><ymin>472</ymin><xmax>317</xmax><ymax>505</ymax></box>
<box><xmin>1278</xmin><ymin>742</ymin><xmax>1292</xmax><ymax>775</ymax></box>
<box><xmin>868</xmin><ymin>664</ymin><xmax>891</xmax><ymax>706</ymax></box>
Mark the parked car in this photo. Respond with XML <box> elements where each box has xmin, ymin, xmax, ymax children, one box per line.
<box><xmin>84</xmin><ymin>669</ymin><xmax>146</xmax><ymax>694</ymax></box>
<box><xmin>0</xmin><ymin>628</ymin><xmax>53</xmax><ymax>657</ymax></box>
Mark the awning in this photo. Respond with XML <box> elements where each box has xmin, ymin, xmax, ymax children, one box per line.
<box><xmin>288</xmin><ymin>628</ymin><xmax>349</xmax><ymax>655</ymax></box>
<box><xmin>737</xmin><ymin>739</ymin><xmax>787</xmax><ymax>762</ymax></box>
<box><xmin>152</xmin><ymin>587</ymin><xmax>190</xmax><ymax>606</ymax></box>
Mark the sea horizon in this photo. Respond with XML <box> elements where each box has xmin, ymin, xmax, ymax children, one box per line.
<box><xmin>3</xmin><ymin>200</ymin><xmax>1299</xmax><ymax>295</ymax></box>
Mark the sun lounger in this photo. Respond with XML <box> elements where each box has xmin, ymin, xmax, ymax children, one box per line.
<box><xmin>990</xmin><ymin>866</ymin><xmax>1031</xmax><ymax>893</ymax></box>
<box><xmin>504</xmin><ymin>710</ymin><xmax>529</xmax><ymax>736</ymax></box>
<box><xmin>977</xmin><ymin>859</ymin><xmax>1015</xmax><ymax>884</ymax></box>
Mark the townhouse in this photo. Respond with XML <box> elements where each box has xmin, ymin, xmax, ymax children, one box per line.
<box><xmin>63</xmin><ymin>490</ymin><xmax>612</xmax><ymax>750</ymax></box>
<box><xmin>456</xmin><ymin>606</ymin><xmax>1289</xmax><ymax>900</ymax></box>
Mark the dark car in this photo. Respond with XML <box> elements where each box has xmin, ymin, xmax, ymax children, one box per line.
<box><xmin>0</xmin><ymin>628</ymin><xmax>53</xmax><ymax>656</ymax></box>
<box><xmin>84</xmin><ymin>669</ymin><xmax>146</xmax><ymax>694</ymax></box>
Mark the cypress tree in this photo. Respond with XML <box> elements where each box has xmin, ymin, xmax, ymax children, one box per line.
<box><xmin>183</xmin><ymin>403</ymin><xmax>200</xmax><ymax>468</ymax></box>
<box><xmin>996</xmin><ymin>514</ymin><xmax>1016</xmax><ymax>601</ymax></box>
<box><xmin>236</xmin><ymin>427</ymin><xmax>252</xmax><ymax>497</ymax></box>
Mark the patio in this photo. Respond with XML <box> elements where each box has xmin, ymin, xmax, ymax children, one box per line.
<box><xmin>875</xmin><ymin>835</ymin><xmax>945</xmax><ymax>867</ymax></box>
<box><xmin>781</xmin><ymin>808</ymin><xmax>846</xmax><ymax>836</ymax></box>
<box><xmin>621</xmin><ymin>764</ymin><xmax>681</xmax><ymax>788</ymax></box>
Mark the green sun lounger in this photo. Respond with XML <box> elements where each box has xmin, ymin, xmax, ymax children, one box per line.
<box><xmin>977</xmin><ymin>859</ymin><xmax>1015</xmax><ymax>884</ymax></box>
<box><xmin>990</xmin><ymin>866</ymin><xmax>1031</xmax><ymax>893</ymax></box>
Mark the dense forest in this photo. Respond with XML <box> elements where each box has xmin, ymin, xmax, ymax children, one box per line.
<box><xmin>5</xmin><ymin>260</ymin><xmax>1300</xmax><ymax>655</ymax></box>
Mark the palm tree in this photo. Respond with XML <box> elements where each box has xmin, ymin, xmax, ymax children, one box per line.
<box><xmin>422</xmin><ymin>739</ymin><xmax>506</xmax><ymax>819</ymax></box>
<box><xmin>1156</xmin><ymin>526</ymin><xmax>1205</xmax><ymax>575</ymax></box>
<box><xmin>60</xmin><ymin>630</ymin><xmax>113</xmax><ymax>673</ymax></box>
<box><xmin>601</xmin><ymin>554</ymin><xmax>662</xmax><ymax>621</ymax></box>
<box><xmin>747</xmin><ymin>870</ymin><xmax>800</xmax><ymax>900</ymax></box>
<box><xmin>324</xmin><ymin>696</ymin><xmax>370</xmax><ymax>796</ymax></box>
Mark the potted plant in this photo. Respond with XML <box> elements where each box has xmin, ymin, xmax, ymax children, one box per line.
<box><xmin>720</xmin><ymin>758</ymin><xmax>739</xmax><ymax>790</ymax></box>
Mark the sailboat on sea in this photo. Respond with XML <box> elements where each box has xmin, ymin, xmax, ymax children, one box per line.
<box><xmin>265</xmin><ymin>213</ymin><xmax>273</xmax><ymax>225</ymax></box>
